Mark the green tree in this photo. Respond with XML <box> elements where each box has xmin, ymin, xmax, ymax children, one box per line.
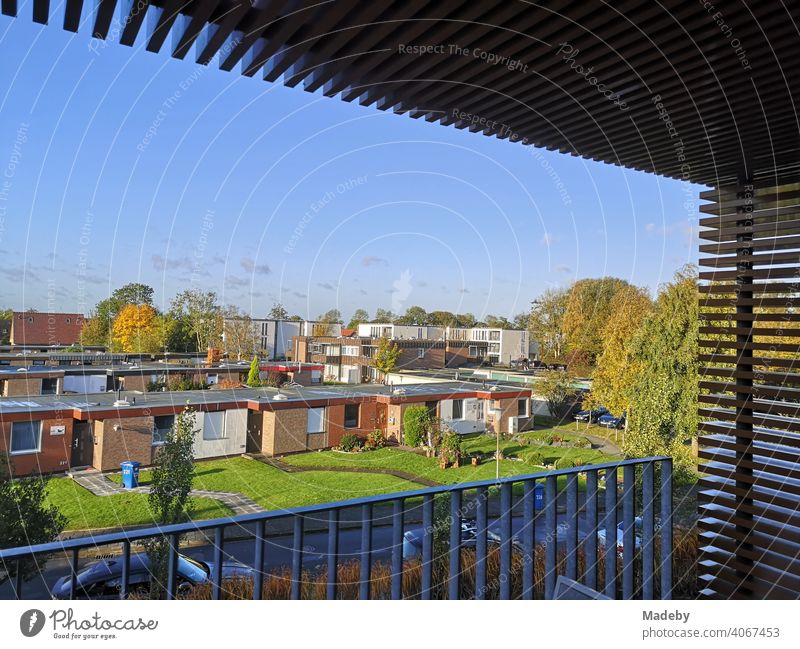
<box><xmin>144</xmin><ymin>408</ymin><xmax>197</xmax><ymax>598</ymax></box>
<box><xmin>347</xmin><ymin>308</ymin><xmax>370</xmax><ymax>329</ymax></box>
<box><xmin>246</xmin><ymin>355</ymin><xmax>261</xmax><ymax>386</ymax></box>
<box><xmin>268</xmin><ymin>303</ymin><xmax>289</xmax><ymax>320</ymax></box>
<box><xmin>170</xmin><ymin>289</ymin><xmax>222</xmax><ymax>351</ymax></box>
<box><xmin>0</xmin><ymin>454</ymin><xmax>66</xmax><ymax>586</ymax></box>
<box><xmin>563</xmin><ymin>277</ymin><xmax>632</xmax><ymax>363</ymax></box>
<box><xmin>588</xmin><ymin>285</ymin><xmax>653</xmax><ymax>415</ymax></box>
<box><xmin>402</xmin><ymin>405</ymin><xmax>429</xmax><ymax>447</ymax></box>
<box><xmin>222</xmin><ymin>306</ymin><xmax>257</xmax><ymax>360</ymax></box>
<box><xmin>485</xmin><ymin>315</ymin><xmax>513</xmax><ymax>329</ymax></box>
<box><xmin>0</xmin><ymin>308</ymin><xmax>12</xmax><ymax>345</ymax></box>
<box><xmin>372</xmin><ymin>337</ymin><xmax>401</xmax><ymax>380</ymax></box>
<box><xmin>87</xmin><ymin>283</ymin><xmax>156</xmax><ymax>348</ymax></box>
<box><xmin>429</xmin><ymin>310</ymin><xmax>457</xmax><ymax>327</ymax></box>
<box><xmin>396</xmin><ymin>305</ymin><xmax>430</xmax><ymax>325</ymax></box>
<box><xmin>373</xmin><ymin>308</ymin><xmax>395</xmax><ymax>323</ymax></box>
<box><xmin>623</xmin><ymin>266</ymin><xmax>698</xmax><ymax>479</ymax></box>
<box><xmin>529</xmin><ymin>288</ymin><xmax>568</xmax><ymax>360</ymax></box>
<box><xmin>535</xmin><ymin>370</ymin><xmax>578</xmax><ymax>419</ymax></box>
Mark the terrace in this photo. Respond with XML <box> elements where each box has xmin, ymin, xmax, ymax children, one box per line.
<box><xmin>0</xmin><ymin>1</ymin><xmax>798</xmax><ymax>599</ymax></box>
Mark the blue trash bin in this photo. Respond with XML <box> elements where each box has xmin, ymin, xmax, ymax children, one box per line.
<box><xmin>120</xmin><ymin>461</ymin><xmax>141</xmax><ymax>489</ymax></box>
<box><xmin>534</xmin><ymin>482</ymin><xmax>545</xmax><ymax>511</ymax></box>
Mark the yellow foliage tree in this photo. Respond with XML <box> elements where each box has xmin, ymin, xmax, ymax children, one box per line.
<box><xmin>112</xmin><ymin>304</ymin><xmax>156</xmax><ymax>352</ymax></box>
<box><xmin>586</xmin><ymin>284</ymin><xmax>653</xmax><ymax>416</ymax></box>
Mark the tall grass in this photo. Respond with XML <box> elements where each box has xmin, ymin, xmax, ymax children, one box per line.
<box><xmin>175</xmin><ymin>529</ymin><xmax>698</xmax><ymax>600</ymax></box>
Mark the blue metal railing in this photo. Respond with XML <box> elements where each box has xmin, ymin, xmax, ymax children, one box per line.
<box><xmin>0</xmin><ymin>457</ymin><xmax>672</xmax><ymax>600</ymax></box>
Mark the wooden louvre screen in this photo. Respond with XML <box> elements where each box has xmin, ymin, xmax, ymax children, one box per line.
<box><xmin>698</xmin><ymin>179</ymin><xmax>800</xmax><ymax>599</ymax></box>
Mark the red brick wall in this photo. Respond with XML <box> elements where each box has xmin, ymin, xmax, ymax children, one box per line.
<box><xmin>0</xmin><ymin>415</ymin><xmax>74</xmax><ymax>476</ymax></box>
<box><xmin>93</xmin><ymin>415</ymin><xmax>154</xmax><ymax>471</ymax></box>
<box><xmin>11</xmin><ymin>312</ymin><xmax>84</xmax><ymax>346</ymax></box>
<box><xmin>394</xmin><ymin>347</ymin><xmax>446</xmax><ymax>371</ymax></box>
<box><xmin>327</xmin><ymin>401</ymin><xmax>380</xmax><ymax>447</ymax></box>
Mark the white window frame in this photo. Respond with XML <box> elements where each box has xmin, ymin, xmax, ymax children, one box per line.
<box><xmin>10</xmin><ymin>420</ymin><xmax>42</xmax><ymax>455</ymax></box>
<box><xmin>518</xmin><ymin>399</ymin><xmax>529</xmax><ymax>417</ymax></box>
<box><xmin>417</xmin><ymin>348</ymin><xmax>425</xmax><ymax>358</ymax></box>
<box><xmin>307</xmin><ymin>407</ymin><xmax>326</xmax><ymax>434</ymax></box>
<box><xmin>203</xmin><ymin>411</ymin><xmax>227</xmax><ymax>441</ymax></box>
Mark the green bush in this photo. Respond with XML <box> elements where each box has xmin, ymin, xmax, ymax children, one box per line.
<box><xmin>403</xmin><ymin>405</ymin><xmax>429</xmax><ymax>448</ymax></box>
<box><xmin>439</xmin><ymin>430</ymin><xmax>462</xmax><ymax>464</ymax></box>
<box><xmin>339</xmin><ymin>434</ymin><xmax>363</xmax><ymax>452</ymax></box>
<box><xmin>554</xmin><ymin>457</ymin><xmax>575</xmax><ymax>469</ymax></box>
<box><xmin>524</xmin><ymin>451</ymin><xmax>545</xmax><ymax>466</ymax></box>
<box><xmin>367</xmin><ymin>429</ymin><xmax>385</xmax><ymax>449</ymax></box>
<box><xmin>541</xmin><ymin>434</ymin><xmax>554</xmax><ymax>445</ymax></box>
<box><xmin>573</xmin><ymin>437</ymin><xmax>591</xmax><ymax>448</ymax></box>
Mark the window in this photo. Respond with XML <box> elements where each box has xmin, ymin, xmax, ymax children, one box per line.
<box><xmin>476</xmin><ymin>400</ymin><xmax>485</xmax><ymax>420</ymax></box>
<box><xmin>452</xmin><ymin>399</ymin><xmax>464</xmax><ymax>420</ymax></box>
<box><xmin>207</xmin><ymin>374</ymin><xmax>219</xmax><ymax>385</ymax></box>
<box><xmin>417</xmin><ymin>328</ymin><xmax>423</xmax><ymax>339</ymax></box>
<box><xmin>203</xmin><ymin>411</ymin><xmax>226</xmax><ymax>440</ymax></box>
<box><xmin>344</xmin><ymin>404</ymin><xmax>359</xmax><ymax>428</ymax></box>
<box><xmin>468</xmin><ymin>345</ymin><xmax>478</xmax><ymax>357</ymax></box>
<box><xmin>489</xmin><ymin>331</ymin><xmax>500</xmax><ymax>341</ymax></box>
<box><xmin>153</xmin><ymin>415</ymin><xmax>175</xmax><ymax>445</ymax></box>
<box><xmin>307</xmin><ymin>407</ymin><xmax>326</xmax><ymax>434</ymax></box>
<box><xmin>11</xmin><ymin>421</ymin><xmax>41</xmax><ymax>454</ymax></box>
<box><xmin>342</xmin><ymin>345</ymin><xmax>359</xmax><ymax>356</ymax></box>
<box><xmin>417</xmin><ymin>348</ymin><xmax>425</xmax><ymax>358</ymax></box>
<box><xmin>41</xmin><ymin>378</ymin><xmax>58</xmax><ymax>395</ymax></box>
<box><xmin>518</xmin><ymin>399</ymin><xmax>528</xmax><ymax>417</ymax></box>
<box><xmin>489</xmin><ymin>343</ymin><xmax>500</xmax><ymax>353</ymax></box>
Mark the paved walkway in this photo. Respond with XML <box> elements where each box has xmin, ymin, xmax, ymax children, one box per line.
<box><xmin>71</xmin><ymin>472</ymin><xmax>265</xmax><ymax>515</ymax></box>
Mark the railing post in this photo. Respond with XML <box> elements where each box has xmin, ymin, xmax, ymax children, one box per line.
<box><xmin>359</xmin><ymin>503</ymin><xmax>372</xmax><ymax>600</ymax></box>
<box><xmin>14</xmin><ymin>559</ymin><xmax>23</xmax><ymax>599</ymax></box>
<box><xmin>642</xmin><ymin>462</ymin><xmax>655</xmax><ymax>599</ymax></box>
<box><xmin>391</xmin><ymin>499</ymin><xmax>403</xmax><ymax>600</ymax></box>
<box><xmin>253</xmin><ymin>520</ymin><xmax>265</xmax><ymax>601</ymax></box>
<box><xmin>522</xmin><ymin>480</ymin><xmax>535</xmax><ymax>599</ymax></box>
<box><xmin>69</xmin><ymin>548</ymin><xmax>79</xmax><ymax>600</ymax></box>
<box><xmin>499</xmin><ymin>482</ymin><xmax>512</xmax><ymax>600</ymax></box>
<box><xmin>585</xmin><ymin>470</ymin><xmax>599</xmax><ymax>591</ymax></box>
<box><xmin>660</xmin><ymin>459</ymin><xmax>673</xmax><ymax>600</ymax></box>
<box><xmin>475</xmin><ymin>486</ymin><xmax>488</xmax><ymax>600</ymax></box>
<box><xmin>327</xmin><ymin>509</ymin><xmax>339</xmax><ymax>600</ymax></box>
<box><xmin>167</xmin><ymin>533</ymin><xmax>179</xmax><ymax>600</ymax></box>
<box><xmin>291</xmin><ymin>516</ymin><xmax>304</xmax><ymax>600</ymax></box>
<box><xmin>566</xmin><ymin>473</ymin><xmax>578</xmax><ymax>580</ymax></box>
<box><xmin>213</xmin><ymin>527</ymin><xmax>224</xmax><ymax>600</ymax></box>
<box><xmin>421</xmin><ymin>494</ymin><xmax>433</xmax><ymax>600</ymax></box>
<box><xmin>120</xmin><ymin>540</ymin><xmax>130</xmax><ymax>600</ymax></box>
<box><xmin>544</xmin><ymin>475</ymin><xmax>557</xmax><ymax>600</ymax></box>
<box><xmin>622</xmin><ymin>464</ymin><xmax>635</xmax><ymax>599</ymax></box>
<box><xmin>448</xmin><ymin>490</ymin><xmax>462</xmax><ymax>600</ymax></box>
<box><xmin>604</xmin><ymin>467</ymin><xmax>618</xmax><ymax>598</ymax></box>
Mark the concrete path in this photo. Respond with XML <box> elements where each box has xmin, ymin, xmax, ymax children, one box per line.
<box><xmin>71</xmin><ymin>471</ymin><xmax>265</xmax><ymax>515</ymax></box>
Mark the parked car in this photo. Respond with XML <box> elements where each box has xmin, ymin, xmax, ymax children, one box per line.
<box><xmin>402</xmin><ymin>520</ymin><xmax>513</xmax><ymax>559</ymax></box>
<box><xmin>597</xmin><ymin>412</ymin><xmax>626</xmax><ymax>429</ymax></box>
<box><xmin>574</xmin><ymin>407</ymin><xmax>609</xmax><ymax>423</ymax></box>
<box><xmin>52</xmin><ymin>552</ymin><xmax>256</xmax><ymax>598</ymax></box>
<box><xmin>597</xmin><ymin>517</ymin><xmax>654</xmax><ymax>555</ymax></box>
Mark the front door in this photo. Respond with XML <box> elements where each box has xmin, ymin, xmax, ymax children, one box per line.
<box><xmin>70</xmin><ymin>422</ymin><xmax>93</xmax><ymax>468</ymax></box>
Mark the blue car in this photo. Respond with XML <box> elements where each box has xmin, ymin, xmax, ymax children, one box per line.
<box><xmin>598</xmin><ymin>412</ymin><xmax>626</xmax><ymax>429</ymax></box>
<box><xmin>52</xmin><ymin>552</ymin><xmax>256</xmax><ymax>598</ymax></box>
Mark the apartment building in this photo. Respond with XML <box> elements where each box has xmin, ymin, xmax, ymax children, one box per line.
<box><xmin>0</xmin><ymin>383</ymin><xmax>531</xmax><ymax>477</ymax></box>
<box><xmin>10</xmin><ymin>311</ymin><xmax>84</xmax><ymax>346</ymax></box>
<box><xmin>222</xmin><ymin>318</ymin><xmax>343</xmax><ymax>360</ymax></box>
<box><xmin>292</xmin><ymin>334</ymin><xmax>484</xmax><ymax>383</ymax></box>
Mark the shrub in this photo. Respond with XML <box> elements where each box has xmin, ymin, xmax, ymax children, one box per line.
<box><xmin>524</xmin><ymin>451</ymin><xmax>545</xmax><ymax>466</ymax></box>
<box><xmin>403</xmin><ymin>405</ymin><xmax>429</xmax><ymax>448</ymax></box>
<box><xmin>167</xmin><ymin>376</ymin><xmax>209</xmax><ymax>391</ymax></box>
<box><xmin>339</xmin><ymin>434</ymin><xmax>363</xmax><ymax>452</ymax></box>
<box><xmin>367</xmin><ymin>429</ymin><xmax>385</xmax><ymax>449</ymax></box>
<box><xmin>438</xmin><ymin>430</ymin><xmax>462</xmax><ymax>465</ymax></box>
<box><xmin>573</xmin><ymin>437</ymin><xmax>591</xmax><ymax>448</ymax></box>
<box><xmin>541</xmin><ymin>434</ymin><xmax>554</xmax><ymax>445</ymax></box>
<box><xmin>535</xmin><ymin>370</ymin><xmax>579</xmax><ymax>418</ymax></box>
<box><xmin>554</xmin><ymin>457</ymin><xmax>575</xmax><ymax>469</ymax></box>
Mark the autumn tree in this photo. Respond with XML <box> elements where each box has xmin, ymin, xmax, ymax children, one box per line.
<box><xmin>347</xmin><ymin>309</ymin><xmax>369</xmax><ymax>329</ymax></box>
<box><xmin>170</xmin><ymin>289</ymin><xmax>222</xmax><ymax>351</ymax></box>
<box><xmin>222</xmin><ymin>306</ymin><xmax>257</xmax><ymax>360</ymax></box>
<box><xmin>535</xmin><ymin>370</ymin><xmax>578</xmax><ymax>419</ymax></box>
<box><xmin>623</xmin><ymin>266</ymin><xmax>698</xmax><ymax>479</ymax></box>
<box><xmin>112</xmin><ymin>304</ymin><xmax>156</xmax><ymax>352</ymax></box>
<box><xmin>372</xmin><ymin>337</ymin><xmax>401</xmax><ymax>380</ymax></box>
<box><xmin>562</xmin><ymin>277</ymin><xmax>632</xmax><ymax>364</ymax></box>
<box><xmin>88</xmin><ymin>283</ymin><xmax>156</xmax><ymax>347</ymax></box>
<box><xmin>529</xmin><ymin>287</ymin><xmax>569</xmax><ymax>360</ymax></box>
<box><xmin>587</xmin><ymin>285</ymin><xmax>653</xmax><ymax>415</ymax></box>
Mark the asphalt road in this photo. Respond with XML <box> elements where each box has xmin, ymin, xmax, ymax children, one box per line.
<box><xmin>1</xmin><ymin>513</ymin><xmax>596</xmax><ymax>599</ymax></box>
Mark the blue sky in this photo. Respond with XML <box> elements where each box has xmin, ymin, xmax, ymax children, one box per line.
<box><xmin>0</xmin><ymin>14</ymin><xmax>704</xmax><ymax>322</ymax></box>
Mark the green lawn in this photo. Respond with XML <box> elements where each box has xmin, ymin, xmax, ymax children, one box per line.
<box><xmin>109</xmin><ymin>457</ymin><xmax>423</xmax><ymax>510</ymax></box>
<box><xmin>46</xmin><ymin>478</ymin><xmax>232</xmax><ymax>531</ymax></box>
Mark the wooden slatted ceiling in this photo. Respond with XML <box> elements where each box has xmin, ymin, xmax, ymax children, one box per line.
<box><xmin>2</xmin><ymin>0</ymin><xmax>798</xmax><ymax>187</ymax></box>
<box><xmin>698</xmin><ymin>179</ymin><xmax>800</xmax><ymax>599</ymax></box>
